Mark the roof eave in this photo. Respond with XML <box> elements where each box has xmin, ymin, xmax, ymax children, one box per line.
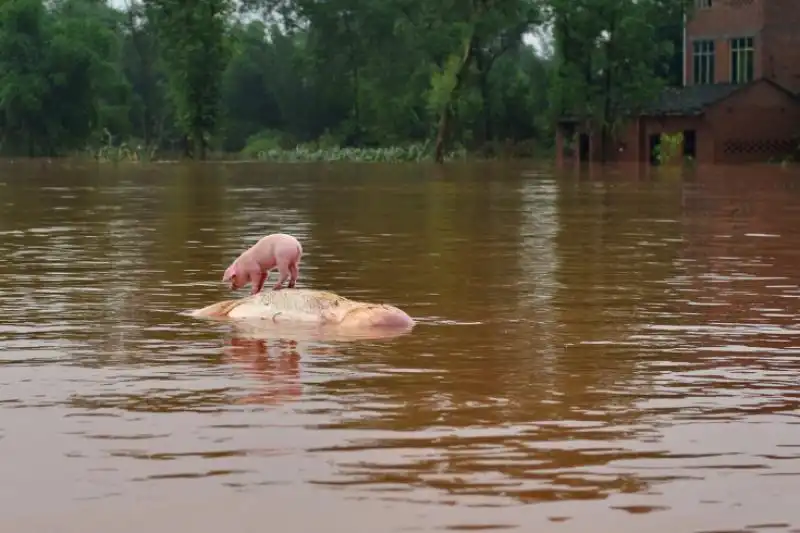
<box><xmin>641</xmin><ymin>109</ymin><xmax>706</xmax><ymax>117</ymax></box>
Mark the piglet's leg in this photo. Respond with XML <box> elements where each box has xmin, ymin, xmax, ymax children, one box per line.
<box><xmin>252</xmin><ymin>271</ymin><xmax>268</xmax><ymax>295</ymax></box>
<box><xmin>288</xmin><ymin>262</ymin><xmax>299</xmax><ymax>288</ymax></box>
<box><xmin>272</xmin><ymin>262</ymin><xmax>291</xmax><ymax>290</ymax></box>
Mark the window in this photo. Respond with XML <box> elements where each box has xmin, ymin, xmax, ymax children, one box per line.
<box><xmin>730</xmin><ymin>37</ymin><xmax>754</xmax><ymax>84</ymax></box>
<box><xmin>692</xmin><ymin>40</ymin><xmax>715</xmax><ymax>85</ymax></box>
<box><xmin>695</xmin><ymin>0</ymin><xmax>712</xmax><ymax>7</ymax></box>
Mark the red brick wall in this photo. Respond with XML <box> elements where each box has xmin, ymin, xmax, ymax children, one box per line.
<box><xmin>705</xmin><ymin>80</ymin><xmax>800</xmax><ymax>163</ymax></box>
<box><xmin>685</xmin><ymin>0</ymin><xmax>764</xmax><ymax>85</ymax></box>
<box><xmin>762</xmin><ymin>0</ymin><xmax>800</xmax><ymax>92</ymax></box>
<box><xmin>604</xmin><ymin>121</ymin><xmax>642</xmax><ymax>163</ymax></box>
<box><xmin>686</xmin><ymin>0</ymin><xmax>764</xmax><ymax>85</ymax></box>
<box><xmin>684</xmin><ymin>0</ymin><xmax>800</xmax><ymax>91</ymax></box>
<box><xmin>601</xmin><ymin>117</ymin><xmax>716</xmax><ymax>165</ymax></box>
<box><xmin>685</xmin><ymin>33</ymin><xmax>763</xmax><ymax>86</ymax></box>
<box><xmin>643</xmin><ymin>116</ymin><xmax>714</xmax><ymax>164</ymax></box>
<box><xmin>686</xmin><ymin>0</ymin><xmax>764</xmax><ymax>37</ymax></box>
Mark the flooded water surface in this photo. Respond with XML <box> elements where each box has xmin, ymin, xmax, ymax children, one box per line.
<box><xmin>1</xmin><ymin>160</ymin><xmax>800</xmax><ymax>532</ymax></box>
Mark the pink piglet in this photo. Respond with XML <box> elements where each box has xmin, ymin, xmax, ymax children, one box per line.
<box><xmin>222</xmin><ymin>233</ymin><xmax>303</xmax><ymax>294</ymax></box>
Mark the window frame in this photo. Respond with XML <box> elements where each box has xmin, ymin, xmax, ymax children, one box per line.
<box><xmin>692</xmin><ymin>39</ymin><xmax>716</xmax><ymax>85</ymax></box>
<box><xmin>730</xmin><ymin>36</ymin><xmax>755</xmax><ymax>84</ymax></box>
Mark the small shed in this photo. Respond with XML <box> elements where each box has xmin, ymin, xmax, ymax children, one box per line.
<box><xmin>555</xmin><ymin>78</ymin><xmax>800</xmax><ymax>166</ymax></box>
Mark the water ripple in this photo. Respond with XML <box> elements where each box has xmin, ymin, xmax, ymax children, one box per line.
<box><xmin>1</xmin><ymin>164</ymin><xmax>800</xmax><ymax>532</ymax></box>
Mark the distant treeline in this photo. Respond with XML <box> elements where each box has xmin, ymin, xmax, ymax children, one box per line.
<box><xmin>0</xmin><ymin>0</ymin><xmax>690</xmax><ymax>162</ymax></box>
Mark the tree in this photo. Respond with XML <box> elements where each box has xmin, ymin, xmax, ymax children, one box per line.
<box><xmin>547</xmin><ymin>0</ymin><xmax>690</xmax><ymax>162</ymax></box>
<box><xmin>0</xmin><ymin>0</ymin><xmax>131</xmax><ymax>156</ymax></box>
<box><xmin>0</xmin><ymin>0</ymin><xmax>691</xmax><ymax>161</ymax></box>
<box><xmin>144</xmin><ymin>0</ymin><xmax>233</xmax><ymax>159</ymax></box>
<box><xmin>120</xmin><ymin>0</ymin><xmax>170</xmax><ymax>151</ymax></box>
<box><xmin>0</xmin><ymin>0</ymin><xmax>51</xmax><ymax>156</ymax></box>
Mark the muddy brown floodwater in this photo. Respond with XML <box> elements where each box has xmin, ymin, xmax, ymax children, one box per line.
<box><xmin>1</xmin><ymin>159</ymin><xmax>799</xmax><ymax>532</ymax></box>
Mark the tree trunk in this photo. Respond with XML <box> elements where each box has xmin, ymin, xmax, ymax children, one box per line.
<box><xmin>601</xmin><ymin>67</ymin><xmax>612</xmax><ymax>163</ymax></box>
<box><xmin>479</xmin><ymin>71</ymin><xmax>491</xmax><ymax>146</ymax></box>
<box><xmin>473</xmin><ymin>47</ymin><xmax>490</xmax><ymax>148</ymax></box>
<box><xmin>433</xmin><ymin>108</ymin><xmax>452</xmax><ymax>164</ymax></box>
<box><xmin>126</xmin><ymin>3</ymin><xmax>157</xmax><ymax>150</ymax></box>
<box><xmin>353</xmin><ymin>63</ymin><xmax>360</xmax><ymax>143</ymax></box>
<box><xmin>434</xmin><ymin>35</ymin><xmax>477</xmax><ymax>164</ymax></box>
<box><xmin>600</xmin><ymin>15</ymin><xmax>617</xmax><ymax>164</ymax></box>
<box><xmin>474</xmin><ymin>37</ymin><xmax>516</xmax><ymax>150</ymax></box>
<box><xmin>195</xmin><ymin>129</ymin><xmax>206</xmax><ymax>160</ymax></box>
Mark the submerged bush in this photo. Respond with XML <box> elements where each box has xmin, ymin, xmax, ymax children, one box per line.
<box><xmin>82</xmin><ymin>129</ymin><xmax>156</xmax><ymax>163</ymax></box>
<box><xmin>240</xmin><ymin>129</ymin><xmax>293</xmax><ymax>158</ymax></box>
<box><xmin>246</xmin><ymin>141</ymin><xmax>467</xmax><ymax>163</ymax></box>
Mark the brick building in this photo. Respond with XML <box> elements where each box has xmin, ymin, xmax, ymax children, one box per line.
<box><xmin>555</xmin><ymin>0</ymin><xmax>800</xmax><ymax>166</ymax></box>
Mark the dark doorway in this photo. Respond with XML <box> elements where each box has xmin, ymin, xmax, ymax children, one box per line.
<box><xmin>683</xmin><ymin>129</ymin><xmax>697</xmax><ymax>159</ymax></box>
<box><xmin>649</xmin><ymin>134</ymin><xmax>662</xmax><ymax>165</ymax></box>
<box><xmin>579</xmin><ymin>133</ymin><xmax>590</xmax><ymax>162</ymax></box>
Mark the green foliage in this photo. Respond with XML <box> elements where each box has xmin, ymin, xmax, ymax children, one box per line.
<box><xmin>0</xmin><ymin>0</ymin><xmax>689</xmax><ymax>162</ymax></box>
<box><xmin>241</xmin><ymin>129</ymin><xmax>294</xmax><ymax>157</ymax></box>
<box><xmin>144</xmin><ymin>0</ymin><xmax>233</xmax><ymax>159</ymax></box>
<box><xmin>247</xmin><ymin>142</ymin><xmax>466</xmax><ymax>163</ymax></box>
<box><xmin>548</xmin><ymin>0</ymin><xmax>690</xmax><ymax>144</ymax></box>
<box><xmin>0</xmin><ymin>0</ymin><xmax>129</xmax><ymax>156</ymax></box>
<box><xmin>653</xmin><ymin>131</ymin><xmax>684</xmax><ymax>165</ymax></box>
<box><xmin>86</xmin><ymin>128</ymin><xmax>153</xmax><ymax>163</ymax></box>
<box><xmin>428</xmin><ymin>54</ymin><xmax>464</xmax><ymax>115</ymax></box>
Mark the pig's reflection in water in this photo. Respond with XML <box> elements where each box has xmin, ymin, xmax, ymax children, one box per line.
<box><xmin>221</xmin><ymin>322</ymin><xmax>410</xmax><ymax>405</ymax></box>
<box><xmin>225</xmin><ymin>336</ymin><xmax>305</xmax><ymax>405</ymax></box>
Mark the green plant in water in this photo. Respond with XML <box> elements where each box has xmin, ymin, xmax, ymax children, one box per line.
<box><xmin>653</xmin><ymin>132</ymin><xmax>684</xmax><ymax>165</ymax></box>
<box><xmin>246</xmin><ymin>140</ymin><xmax>467</xmax><ymax>163</ymax></box>
<box><xmin>88</xmin><ymin>129</ymin><xmax>156</xmax><ymax>163</ymax></box>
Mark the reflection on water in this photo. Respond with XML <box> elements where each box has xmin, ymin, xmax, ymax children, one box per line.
<box><xmin>1</xmin><ymin>160</ymin><xmax>800</xmax><ymax>532</ymax></box>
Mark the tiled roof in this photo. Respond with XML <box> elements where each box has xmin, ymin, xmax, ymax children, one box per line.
<box><xmin>643</xmin><ymin>83</ymin><xmax>743</xmax><ymax>115</ymax></box>
<box><xmin>556</xmin><ymin>78</ymin><xmax>799</xmax><ymax>124</ymax></box>
<box><xmin>557</xmin><ymin>83</ymin><xmax>745</xmax><ymax>123</ymax></box>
